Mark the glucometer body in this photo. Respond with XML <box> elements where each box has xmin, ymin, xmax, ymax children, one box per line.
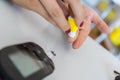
<box><xmin>0</xmin><ymin>42</ymin><xmax>55</xmax><ymax>80</ymax></box>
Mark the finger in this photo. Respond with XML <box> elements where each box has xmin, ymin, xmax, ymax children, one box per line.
<box><xmin>83</xmin><ymin>4</ymin><xmax>110</xmax><ymax>33</ymax></box>
<box><xmin>65</xmin><ymin>0</ymin><xmax>85</xmax><ymax>26</ymax></box>
<box><xmin>56</xmin><ymin>0</ymin><xmax>70</xmax><ymax>18</ymax></box>
<box><xmin>27</xmin><ymin>0</ymin><xmax>57</xmax><ymax>25</ymax></box>
<box><xmin>40</xmin><ymin>0</ymin><xmax>69</xmax><ymax>32</ymax></box>
<box><xmin>12</xmin><ymin>0</ymin><xmax>57</xmax><ymax>25</ymax></box>
<box><xmin>73</xmin><ymin>16</ymin><xmax>91</xmax><ymax>49</ymax></box>
<box><xmin>56</xmin><ymin>0</ymin><xmax>79</xmax><ymax>42</ymax></box>
<box><xmin>92</xmin><ymin>13</ymin><xmax>110</xmax><ymax>33</ymax></box>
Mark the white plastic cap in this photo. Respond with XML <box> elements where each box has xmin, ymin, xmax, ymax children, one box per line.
<box><xmin>68</xmin><ymin>32</ymin><xmax>76</xmax><ymax>38</ymax></box>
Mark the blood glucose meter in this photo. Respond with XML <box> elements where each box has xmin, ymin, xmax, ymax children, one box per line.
<box><xmin>0</xmin><ymin>42</ymin><xmax>55</xmax><ymax>80</ymax></box>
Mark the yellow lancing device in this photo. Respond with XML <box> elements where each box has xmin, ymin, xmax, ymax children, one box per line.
<box><xmin>68</xmin><ymin>16</ymin><xmax>78</xmax><ymax>38</ymax></box>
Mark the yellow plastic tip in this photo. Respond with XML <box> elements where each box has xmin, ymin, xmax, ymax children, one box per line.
<box><xmin>68</xmin><ymin>17</ymin><xmax>78</xmax><ymax>32</ymax></box>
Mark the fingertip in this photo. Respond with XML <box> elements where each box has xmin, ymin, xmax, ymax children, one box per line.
<box><xmin>72</xmin><ymin>40</ymin><xmax>83</xmax><ymax>49</ymax></box>
<box><xmin>72</xmin><ymin>45</ymin><xmax>79</xmax><ymax>49</ymax></box>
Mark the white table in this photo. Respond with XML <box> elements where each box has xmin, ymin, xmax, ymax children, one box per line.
<box><xmin>0</xmin><ymin>1</ymin><xmax>120</xmax><ymax>80</ymax></box>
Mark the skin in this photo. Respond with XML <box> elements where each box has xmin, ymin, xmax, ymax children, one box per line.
<box><xmin>11</xmin><ymin>0</ymin><xmax>110</xmax><ymax>49</ymax></box>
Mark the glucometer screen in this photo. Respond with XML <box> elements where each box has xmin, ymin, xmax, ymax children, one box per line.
<box><xmin>9</xmin><ymin>50</ymin><xmax>44</xmax><ymax>78</ymax></box>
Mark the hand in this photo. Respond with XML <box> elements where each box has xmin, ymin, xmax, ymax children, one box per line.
<box><xmin>72</xmin><ymin>4</ymin><xmax>110</xmax><ymax>49</ymax></box>
<box><xmin>11</xmin><ymin>0</ymin><xmax>109</xmax><ymax>49</ymax></box>
<box><xmin>12</xmin><ymin>0</ymin><xmax>85</xmax><ymax>40</ymax></box>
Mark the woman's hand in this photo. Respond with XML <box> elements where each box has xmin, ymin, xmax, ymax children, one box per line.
<box><xmin>11</xmin><ymin>0</ymin><xmax>109</xmax><ymax>49</ymax></box>
<box><xmin>11</xmin><ymin>0</ymin><xmax>85</xmax><ymax>46</ymax></box>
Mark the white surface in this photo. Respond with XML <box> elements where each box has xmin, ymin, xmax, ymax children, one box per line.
<box><xmin>0</xmin><ymin>1</ymin><xmax>120</xmax><ymax>80</ymax></box>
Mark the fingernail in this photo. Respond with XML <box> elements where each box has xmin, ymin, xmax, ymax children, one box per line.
<box><xmin>79</xmin><ymin>21</ymin><xmax>84</xmax><ymax>27</ymax></box>
<box><xmin>65</xmin><ymin>29</ymin><xmax>70</xmax><ymax>34</ymax></box>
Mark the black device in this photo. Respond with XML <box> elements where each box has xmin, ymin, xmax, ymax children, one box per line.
<box><xmin>114</xmin><ymin>71</ymin><xmax>120</xmax><ymax>80</ymax></box>
<box><xmin>0</xmin><ymin>42</ymin><xmax>55</xmax><ymax>80</ymax></box>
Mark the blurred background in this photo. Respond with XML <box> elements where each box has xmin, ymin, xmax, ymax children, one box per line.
<box><xmin>82</xmin><ymin>0</ymin><xmax>120</xmax><ymax>59</ymax></box>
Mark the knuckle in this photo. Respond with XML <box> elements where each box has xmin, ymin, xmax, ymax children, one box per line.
<box><xmin>50</xmin><ymin>8</ymin><xmax>63</xmax><ymax>18</ymax></box>
<box><xmin>82</xmin><ymin>24</ymin><xmax>89</xmax><ymax>31</ymax></box>
<box><xmin>85</xmin><ymin>28</ymin><xmax>91</xmax><ymax>34</ymax></box>
<box><xmin>96</xmin><ymin>21</ymin><xmax>102</xmax><ymax>27</ymax></box>
<box><xmin>80</xmin><ymin>34</ymin><xmax>87</xmax><ymax>40</ymax></box>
